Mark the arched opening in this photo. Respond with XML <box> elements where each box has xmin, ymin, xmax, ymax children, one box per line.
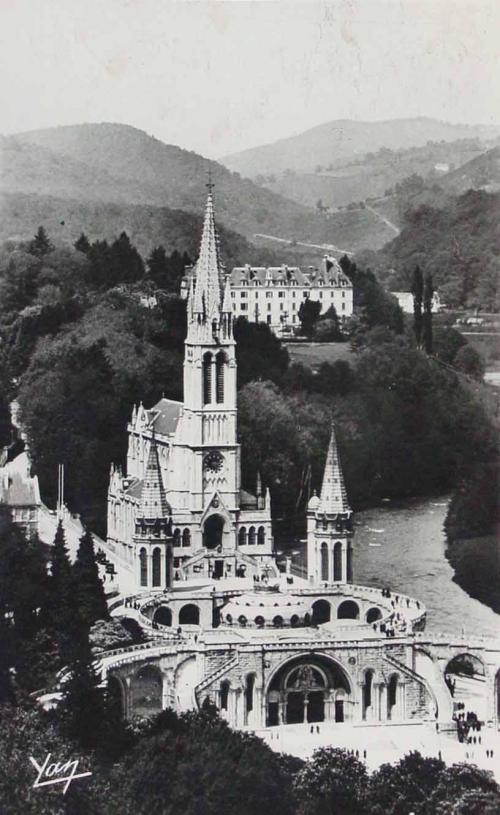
<box><xmin>139</xmin><ymin>547</ymin><xmax>148</xmax><ymax>587</ymax></box>
<box><xmin>320</xmin><ymin>542</ymin><xmax>329</xmax><ymax>581</ymax></box>
<box><xmin>216</xmin><ymin>352</ymin><xmax>226</xmax><ymax>404</ymax></box>
<box><xmin>257</xmin><ymin>526</ymin><xmax>265</xmax><ymax>545</ymax></box>
<box><xmin>220</xmin><ymin>680</ymin><xmax>230</xmax><ymax>711</ymax></box>
<box><xmin>248</xmin><ymin>526</ymin><xmax>256</xmax><ymax>546</ymax></box>
<box><xmin>347</xmin><ymin>542</ymin><xmax>353</xmax><ymax>582</ymax></box>
<box><xmin>387</xmin><ymin>674</ymin><xmax>398</xmax><ymax>720</ymax></box>
<box><xmin>333</xmin><ymin>541</ymin><xmax>342</xmax><ymax>581</ymax></box>
<box><xmin>290</xmin><ymin>614</ymin><xmax>300</xmax><ymax>627</ymax></box>
<box><xmin>444</xmin><ymin>653</ymin><xmax>487</xmax><ymax>713</ymax></box>
<box><xmin>182</xmin><ymin>528</ymin><xmax>191</xmax><ymax>547</ymax></box>
<box><xmin>107</xmin><ymin>675</ymin><xmax>124</xmax><ymax>720</ymax></box>
<box><xmin>131</xmin><ymin>665</ymin><xmax>163</xmax><ymax>717</ymax></box>
<box><xmin>179</xmin><ymin>604</ymin><xmax>200</xmax><ymax>625</ymax></box>
<box><xmin>362</xmin><ymin>669</ymin><xmax>374</xmax><ymax>720</ymax></box>
<box><xmin>173</xmin><ymin>528</ymin><xmax>181</xmax><ymax>547</ymax></box>
<box><xmin>366</xmin><ymin>607</ymin><xmax>382</xmax><ymax>624</ymax></box>
<box><xmin>337</xmin><ymin>600</ymin><xmax>360</xmax><ymax>620</ymax></box>
<box><xmin>203</xmin><ymin>352</ymin><xmax>213</xmax><ymax>405</ymax></box>
<box><xmin>273</xmin><ymin>615</ymin><xmax>284</xmax><ymax>628</ymax></box>
<box><xmin>203</xmin><ymin>514</ymin><xmax>224</xmax><ymax>550</ymax></box>
<box><xmin>238</xmin><ymin>527</ymin><xmax>247</xmax><ymax>546</ymax></box>
<box><xmin>152</xmin><ymin>547</ymin><xmax>161</xmax><ymax>587</ymax></box>
<box><xmin>266</xmin><ymin>656</ymin><xmax>352</xmax><ymax>727</ymax></box>
<box><xmin>255</xmin><ymin>615</ymin><xmax>265</xmax><ymax>627</ymax></box>
<box><xmin>245</xmin><ymin>673</ymin><xmax>255</xmax><ymax>722</ymax></box>
<box><xmin>153</xmin><ymin>606</ymin><xmax>172</xmax><ymax>627</ymax></box>
<box><xmin>312</xmin><ymin>599</ymin><xmax>331</xmax><ymax>624</ymax></box>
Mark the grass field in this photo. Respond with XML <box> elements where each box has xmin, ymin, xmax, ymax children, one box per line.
<box><xmin>284</xmin><ymin>342</ymin><xmax>355</xmax><ymax>369</ymax></box>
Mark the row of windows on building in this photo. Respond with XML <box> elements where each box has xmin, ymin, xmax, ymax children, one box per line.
<box><xmin>320</xmin><ymin>541</ymin><xmax>353</xmax><ymax>582</ymax></box>
<box><xmin>232</xmin><ymin>290</ymin><xmax>349</xmax><ymax>299</ymax></box>
<box><xmin>235</xmin><ymin>301</ymin><xmax>348</xmax><ymax>313</ymax></box>
<box><xmin>238</xmin><ymin>526</ymin><xmax>266</xmax><ymax>545</ymax></box>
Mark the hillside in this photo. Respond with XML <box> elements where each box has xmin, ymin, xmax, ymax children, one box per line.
<box><xmin>221</xmin><ymin>117</ymin><xmax>500</xmax><ymax>178</ymax></box>
<box><xmin>0</xmin><ymin>191</ymin><xmax>288</xmax><ymax>269</ymax></box>
<box><xmin>1</xmin><ymin>123</ymin><xmax>395</xmax><ymax>253</ymax></box>
<box><xmin>439</xmin><ymin>146</ymin><xmax>500</xmax><ymax>194</ymax></box>
<box><xmin>258</xmin><ymin>138</ymin><xmax>487</xmax><ymax>210</ymax></box>
<box><xmin>359</xmin><ymin>189</ymin><xmax>500</xmax><ymax>311</ymax></box>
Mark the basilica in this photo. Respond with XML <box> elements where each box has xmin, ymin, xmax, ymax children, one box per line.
<box><xmin>100</xmin><ymin>190</ymin><xmax>500</xmax><ymax>761</ymax></box>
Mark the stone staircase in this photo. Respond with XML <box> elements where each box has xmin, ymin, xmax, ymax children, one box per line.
<box><xmin>194</xmin><ymin>653</ymin><xmax>239</xmax><ymax>707</ymax></box>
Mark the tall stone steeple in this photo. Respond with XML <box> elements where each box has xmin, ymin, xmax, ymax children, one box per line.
<box><xmin>307</xmin><ymin>423</ymin><xmax>354</xmax><ymax>586</ymax></box>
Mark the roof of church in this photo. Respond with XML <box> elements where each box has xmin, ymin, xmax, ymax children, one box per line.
<box><xmin>240</xmin><ymin>488</ymin><xmax>257</xmax><ymax>509</ymax></box>
<box><xmin>148</xmin><ymin>398</ymin><xmax>183</xmax><ymax>436</ymax></box>
<box><xmin>138</xmin><ymin>436</ymin><xmax>171</xmax><ymax>520</ymax></box>
<box><xmin>319</xmin><ymin>424</ymin><xmax>351</xmax><ymax>515</ymax></box>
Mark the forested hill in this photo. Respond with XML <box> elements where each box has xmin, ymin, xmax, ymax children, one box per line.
<box><xmin>2</xmin><ymin>124</ymin><xmax>333</xmax><ymax>244</ymax></box>
<box><xmin>0</xmin><ymin>191</ymin><xmax>286</xmax><ymax>268</ymax></box>
<box><xmin>359</xmin><ymin>189</ymin><xmax>500</xmax><ymax>311</ymax></box>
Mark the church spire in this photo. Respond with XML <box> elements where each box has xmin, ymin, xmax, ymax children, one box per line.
<box><xmin>319</xmin><ymin>423</ymin><xmax>350</xmax><ymax>515</ymax></box>
<box><xmin>191</xmin><ymin>186</ymin><xmax>223</xmax><ymax>320</ymax></box>
<box><xmin>138</xmin><ymin>433</ymin><xmax>171</xmax><ymax>522</ymax></box>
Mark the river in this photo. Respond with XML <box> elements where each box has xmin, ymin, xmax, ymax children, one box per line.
<box><xmin>353</xmin><ymin>497</ymin><xmax>500</xmax><ymax>638</ymax></box>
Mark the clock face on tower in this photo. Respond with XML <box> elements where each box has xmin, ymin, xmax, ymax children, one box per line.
<box><xmin>203</xmin><ymin>451</ymin><xmax>224</xmax><ymax>474</ymax></box>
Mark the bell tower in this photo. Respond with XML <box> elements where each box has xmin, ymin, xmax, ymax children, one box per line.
<box><xmin>180</xmin><ymin>183</ymin><xmax>239</xmax><ymax>508</ymax></box>
<box><xmin>307</xmin><ymin>424</ymin><xmax>354</xmax><ymax>585</ymax></box>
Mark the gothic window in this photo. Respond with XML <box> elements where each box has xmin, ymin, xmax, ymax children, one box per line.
<box><xmin>347</xmin><ymin>542</ymin><xmax>353</xmax><ymax>582</ymax></box>
<box><xmin>238</xmin><ymin>527</ymin><xmax>247</xmax><ymax>546</ymax></box>
<box><xmin>245</xmin><ymin>674</ymin><xmax>255</xmax><ymax>716</ymax></box>
<box><xmin>257</xmin><ymin>526</ymin><xmax>265</xmax><ymax>545</ymax></box>
<box><xmin>216</xmin><ymin>352</ymin><xmax>226</xmax><ymax>403</ymax></box>
<box><xmin>203</xmin><ymin>352</ymin><xmax>213</xmax><ymax>405</ymax></box>
<box><xmin>334</xmin><ymin>541</ymin><xmax>342</xmax><ymax>581</ymax></box>
<box><xmin>387</xmin><ymin>675</ymin><xmax>398</xmax><ymax>720</ymax></box>
<box><xmin>220</xmin><ymin>680</ymin><xmax>230</xmax><ymax>711</ymax></box>
<box><xmin>152</xmin><ymin>547</ymin><xmax>161</xmax><ymax>587</ymax></box>
<box><xmin>182</xmin><ymin>528</ymin><xmax>191</xmax><ymax>547</ymax></box>
<box><xmin>321</xmin><ymin>542</ymin><xmax>329</xmax><ymax>581</ymax></box>
<box><xmin>173</xmin><ymin>528</ymin><xmax>181</xmax><ymax>547</ymax></box>
<box><xmin>139</xmin><ymin>547</ymin><xmax>147</xmax><ymax>587</ymax></box>
<box><xmin>248</xmin><ymin>526</ymin><xmax>256</xmax><ymax>545</ymax></box>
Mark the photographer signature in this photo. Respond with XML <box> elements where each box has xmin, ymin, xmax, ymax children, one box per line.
<box><xmin>29</xmin><ymin>753</ymin><xmax>92</xmax><ymax>794</ymax></box>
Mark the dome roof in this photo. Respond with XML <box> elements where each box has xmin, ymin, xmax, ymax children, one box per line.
<box><xmin>222</xmin><ymin>589</ymin><xmax>313</xmax><ymax>628</ymax></box>
<box><xmin>308</xmin><ymin>491</ymin><xmax>321</xmax><ymax>511</ymax></box>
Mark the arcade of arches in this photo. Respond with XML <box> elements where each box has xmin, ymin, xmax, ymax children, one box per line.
<box><xmin>266</xmin><ymin>657</ymin><xmax>352</xmax><ymax>726</ymax></box>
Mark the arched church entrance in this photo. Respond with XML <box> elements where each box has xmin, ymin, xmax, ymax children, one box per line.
<box><xmin>444</xmin><ymin>653</ymin><xmax>487</xmax><ymax>720</ymax></box>
<box><xmin>153</xmin><ymin>606</ymin><xmax>172</xmax><ymax>627</ymax></box>
<box><xmin>179</xmin><ymin>603</ymin><xmax>200</xmax><ymax>625</ymax></box>
<box><xmin>203</xmin><ymin>514</ymin><xmax>225</xmax><ymax>550</ymax></box>
<box><xmin>266</xmin><ymin>655</ymin><xmax>352</xmax><ymax>727</ymax></box>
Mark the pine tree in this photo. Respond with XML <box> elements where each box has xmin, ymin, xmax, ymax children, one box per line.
<box><xmin>60</xmin><ymin>625</ymin><xmax>106</xmax><ymax>751</ymax></box>
<box><xmin>45</xmin><ymin>521</ymin><xmax>82</xmax><ymax>662</ymax></box>
<box><xmin>411</xmin><ymin>265</ymin><xmax>424</xmax><ymax>348</ymax></box>
<box><xmin>147</xmin><ymin>245</ymin><xmax>169</xmax><ymax>287</ymax></box>
<box><xmin>74</xmin><ymin>232</ymin><xmax>91</xmax><ymax>254</ymax></box>
<box><xmin>73</xmin><ymin>529</ymin><xmax>109</xmax><ymax>628</ymax></box>
<box><xmin>423</xmin><ymin>273</ymin><xmax>434</xmax><ymax>355</ymax></box>
<box><xmin>29</xmin><ymin>226</ymin><xmax>52</xmax><ymax>257</ymax></box>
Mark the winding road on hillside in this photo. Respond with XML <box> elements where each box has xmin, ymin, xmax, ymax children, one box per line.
<box><xmin>253</xmin><ymin>233</ymin><xmax>354</xmax><ymax>257</ymax></box>
<box><xmin>364</xmin><ymin>203</ymin><xmax>400</xmax><ymax>235</ymax></box>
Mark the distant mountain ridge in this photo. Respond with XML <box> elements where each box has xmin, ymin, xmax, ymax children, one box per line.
<box><xmin>439</xmin><ymin>146</ymin><xmax>500</xmax><ymax>194</ymax></box>
<box><xmin>221</xmin><ymin>117</ymin><xmax>500</xmax><ymax>177</ymax></box>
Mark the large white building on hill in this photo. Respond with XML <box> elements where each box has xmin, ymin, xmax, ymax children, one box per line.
<box><xmin>182</xmin><ymin>255</ymin><xmax>353</xmax><ymax>335</ymax></box>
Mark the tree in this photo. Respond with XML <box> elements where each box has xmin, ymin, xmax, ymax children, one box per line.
<box><xmin>411</xmin><ymin>265</ymin><xmax>424</xmax><ymax>348</ymax></box>
<box><xmin>72</xmin><ymin>530</ymin><xmax>109</xmax><ymax>628</ymax></box>
<box><xmin>60</xmin><ymin>628</ymin><xmax>107</xmax><ymax>752</ymax></box>
<box><xmin>368</xmin><ymin>752</ymin><xmax>445</xmax><ymax>815</ymax></box>
<box><xmin>423</xmin><ymin>272</ymin><xmax>434</xmax><ymax>354</ymax></box>
<box><xmin>314</xmin><ymin>305</ymin><xmax>342</xmax><ymax>341</ymax></box>
<box><xmin>234</xmin><ymin>317</ymin><xmax>289</xmax><ymax>387</ymax></box>
<box><xmin>294</xmin><ymin>747</ymin><xmax>368</xmax><ymax>815</ymax></box>
<box><xmin>29</xmin><ymin>226</ymin><xmax>52</xmax><ymax>257</ymax></box>
<box><xmin>298</xmin><ymin>299</ymin><xmax>322</xmax><ymax>338</ymax></box>
<box><xmin>74</xmin><ymin>233</ymin><xmax>91</xmax><ymax>254</ymax></box>
<box><xmin>453</xmin><ymin>345</ymin><xmax>484</xmax><ymax>381</ymax></box>
<box><xmin>44</xmin><ymin>522</ymin><xmax>83</xmax><ymax>663</ymax></box>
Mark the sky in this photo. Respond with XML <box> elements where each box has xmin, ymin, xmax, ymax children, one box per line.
<box><xmin>1</xmin><ymin>0</ymin><xmax>499</xmax><ymax>158</ymax></box>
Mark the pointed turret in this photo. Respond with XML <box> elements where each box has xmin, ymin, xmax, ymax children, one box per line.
<box><xmin>137</xmin><ymin>434</ymin><xmax>171</xmax><ymax>522</ymax></box>
<box><xmin>319</xmin><ymin>423</ymin><xmax>350</xmax><ymax>516</ymax></box>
